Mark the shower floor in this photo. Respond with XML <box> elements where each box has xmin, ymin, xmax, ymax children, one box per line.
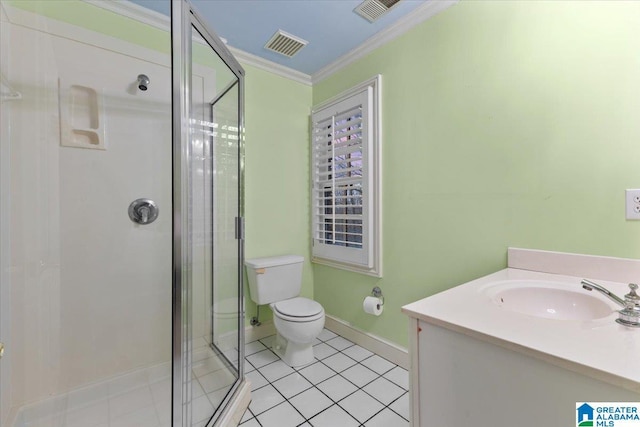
<box><xmin>11</xmin><ymin>337</ymin><xmax>237</xmax><ymax>427</ymax></box>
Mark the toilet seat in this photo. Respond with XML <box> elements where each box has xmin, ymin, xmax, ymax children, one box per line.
<box><xmin>272</xmin><ymin>297</ymin><xmax>324</xmax><ymax>322</ymax></box>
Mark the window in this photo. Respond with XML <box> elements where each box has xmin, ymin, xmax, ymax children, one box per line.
<box><xmin>310</xmin><ymin>75</ymin><xmax>381</xmax><ymax>277</ymax></box>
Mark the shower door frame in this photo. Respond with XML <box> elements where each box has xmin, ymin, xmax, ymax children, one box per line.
<box><xmin>171</xmin><ymin>1</ymin><xmax>245</xmax><ymax>426</ymax></box>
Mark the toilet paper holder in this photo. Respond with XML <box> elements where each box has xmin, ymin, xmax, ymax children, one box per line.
<box><xmin>371</xmin><ymin>286</ymin><xmax>384</xmax><ymax>306</ymax></box>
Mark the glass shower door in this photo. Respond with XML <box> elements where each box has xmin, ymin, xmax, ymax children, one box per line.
<box><xmin>172</xmin><ymin>1</ymin><xmax>244</xmax><ymax>425</ymax></box>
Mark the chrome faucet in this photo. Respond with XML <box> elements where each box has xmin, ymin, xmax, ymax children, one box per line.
<box><xmin>581</xmin><ymin>279</ymin><xmax>640</xmax><ymax>328</ymax></box>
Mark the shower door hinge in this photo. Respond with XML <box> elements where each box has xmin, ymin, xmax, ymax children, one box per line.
<box><xmin>235</xmin><ymin>217</ymin><xmax>245</xmax><ymax>240</ymax></box>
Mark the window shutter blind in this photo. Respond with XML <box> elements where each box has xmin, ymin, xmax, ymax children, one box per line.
<box><xmin>311</xmin><ymin>89</ymin><xmax>371</xmax><ymax>267</ymax></box>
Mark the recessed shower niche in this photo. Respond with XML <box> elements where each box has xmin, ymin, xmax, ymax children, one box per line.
<box><xmin>59</xmin><ymin>79</ymin><xmax>105</xmax><ymax>149</ymax></box>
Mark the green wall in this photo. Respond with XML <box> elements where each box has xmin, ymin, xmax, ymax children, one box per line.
<box><xmin>243</xmin><ymin>65</ymin><xmax>313</xmax><ymax>324</ymax></box>
<box><xmin>312</xmin><ymin>0</ymin><xmax>640</xmax><ymax>347</ymax></box>
<box><xmin>11</xmin><ymin>0</ymin><xmax>640</xmax><ymax>348</ymax></box>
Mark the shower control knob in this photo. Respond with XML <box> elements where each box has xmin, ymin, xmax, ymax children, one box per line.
<box><xmin>0</xmin><ymin>342</ymin><xmax>4</xmax><ymax>359</ymax></box>
<box><xmin>128</xmin><ymin>198</ymin><xmax>159</xmax><ymax>225</ymax></box>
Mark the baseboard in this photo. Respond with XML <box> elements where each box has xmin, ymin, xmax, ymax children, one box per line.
<box><xmin>324</xmin><ymin>315</ymin><xmax>409</xmax><ymax>369</ymax></box>
<box><xmin>244</xmin><ymin>320</ymin><xmax>276</xmax><ymax>343</ymax></box>
<box><xmin>242</xmin><ymin>316</ymin><xmax>408</xmax><ymax>369</ymax></box>
<box><xmin>213</xmin><ymin>378</ymin><xmax>251</xmax><ymax>427</ymax></box>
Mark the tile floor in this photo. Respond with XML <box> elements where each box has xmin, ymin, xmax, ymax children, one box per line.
<box><xmin>12</xmin><ymin>331</ymin><xmax>408</xmax><ymax>427</ymax></box>
<box><xmin>239</xmin><ymin>329</ymin><xmax>409</xmax><ymax>427</ymax></box>
<box><xmin>13</xmin><ymin>337</ymin><xmax>237</xmax><ymax>427</ymax></box>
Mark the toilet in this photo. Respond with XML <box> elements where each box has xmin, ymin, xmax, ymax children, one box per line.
<box><xmin>245</xmin><ymin>255</ymin><xmax>325</xmax><ymax>367</ymax></box>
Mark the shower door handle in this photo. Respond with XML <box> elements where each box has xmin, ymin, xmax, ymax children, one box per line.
<box><xmin>128</xmin><ymin>198</ymin><xmax>159</xmax><ymax>225</ymax></box>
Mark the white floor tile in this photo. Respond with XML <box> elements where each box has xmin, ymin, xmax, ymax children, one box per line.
<box><xmin>246</xmin><ymin>369</ymin><xmax>269</xmax><ymax>391</ymax></box>
<box><xmin>324</xmin><ymin>336</ymin><xmax>354</xmax><ymax>351</ymax></box>
<box><xmin>146</xmin><ymin>362</ymin><xmax>171</xmax><ymax>384</ymax></box>
<box><xmin>198</xmin><ymin>368</ymin><xmax>236</xmax><ymax>393</ymax></box>
<box><xmin>107</xmin><ymin>371</ymin><xmax>149</xmax><ymax>397</ymax></box>
<box><xmin>248</xmin><ymin>384</ymin><xmax>285</xmax><ymax>416</ymax></box>
<box><xmin>155</xmin><ymin>399</ymin><xmax>171</xmax><ymax>425</ymax></box>
<box><xmin>192</xmin><ymin>420</ymin><xmax>208</xmax><ymax>427</ymax></box>
<box><xmin>312</xmin><ymin>343</ymin><xmax>338</xmax><ymax>360</ymax></box>
<box><xmin>340</xmin><ymin>363</ymin><xmax>378</xmax><ymax>388</ymax></box>
<box><xmin>246</xmin><ymin>349</ymin><xmax>279</xmax><ymax>368</ymax></box>
<box><xmin>240</xmin><ymin>408</ymin><xmax>254</xmax><ymax>423</ymax></box>
<box><xmin>193</xmin><ymin>347</ymin><xmax>214</xmax><ymax>363</ymax></box>
<box><xmin>298</xmin><ymin>362</ymin><xmax>336</xmax><ymax>385</ymax></box>
<box><xmin>341</xmin><ymin>344</ymin><xmax>373</xmax><ymax>362</ymax></box>
<box><xmin>308</xmin><ymin>404</ymin><xmax>359</xmax><ymax>427</ymax></box>
<box><xmin>244</xmin><ymin>358</ymin><xmax>256</xmax><ymax>374</ymax></box>
<box><xmin>384</xmin><ymin>366</ymin><xmax>409</xmax><ymax>390</ymax></box>
<box><xmin>271</xmin><ymin>372</ymin><xmax>312</xmax><ymax>399</ymax></box>
<box><xmin>150</xmin><ymin>378</ymin><xmax>171</xmax><ymax>406</ymax></box>
<box><xmin>364</xmin><ymin>407</ymin><xmax>409</xmax><ymax>426</ymax></box>
<box><xmin>360</xmin><ymin>354</ymin><xmax>395</xmax><ymax>375</ymax></box>
<box><xmin>389</xmin><ymin>392</ymin><xmax>410</xmax><ymax>420</ymax></box>
<box><xmin>338</xmin><ymin>390</ymin><xmax>384</xmax><ymax>423</ymax></box>
<box><xmin>191</xmin><ymin>394</ymin><xmax>214</xmax><ymax>424</ymax></box>
<box><xmin>110</xmin><ymin>405</ymin><xmax>159</xmax><ymax>427</ymax></box>
<box><xmin>362</xmin><ymin>377</ymin><xmax>405</xmax><ymax>405</ymax></box>
<box><xmin>316</xmin><ymin>375</ymin><xmax>358</xmax><ymax>402</ymax></box>
<box><xmin>245</xmin><ymin>340</ymin><xmax>267</xmax><ymax>356</ymax></box>
<box><xmin>208</xmin><ymin>388</ymin><xmax>230</xmax><ymax>409</ymax></box>
<box><xmin>240</xmin><ymin>417</ymin><xmax>260</xmax><ymax>427</ymax></box>
<box><xmin>256</xmin><ymin>401</ymin><xmax>304</xmax><ymax>427</ymax></box>
<box><xmin>64</xmin><ymin>400</ymin><xmax>109</xmax><ymax>427</ymax></box>
<box><xmin>259</xmin><ymin>335</ymin><xmax>276</xmax><ymax>348</ymax></box>
<box><xmin>317</xmin><ymin>329</ymin><xmax>338</xmax><ymax>342</ymax></box>
<box><xmin>258</xmin><ymin>360</ymin><xmax>295</xmax><ymax>382</ymax></box>
<box><xmin>223</xmin><ymin>348</ymin><xmax>239</xmax><ymax>364</ymax></box>
<box><xmin>108</xmin><ymin>386</ymin><xmax>154</xmax><ymax>420</ymax></box>
<box><xmin>321</xmin><ymin>353</ymin><xmax>357</xmax><ymax>373</ymax></box>
<box><xmin>193</xmin><ymin>355</ymin><xmax>225</xmax><ymax>378</ymax></box>
<box><xmin>192</xmin><ymin>378</ymin><xmax>205</xmax><ymax>398</ymax></box>
<box><xmin>65</xmin><ymin>382</ymin><xmax>109</xmax><ymax>411</ymax></box>
<box><xmin>288</xmin><ymin>387</ymin><xmax>333</xmax><ymax>419</ymax></box>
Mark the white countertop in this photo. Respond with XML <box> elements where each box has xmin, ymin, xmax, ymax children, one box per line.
<box><xmin>402</xmin><ymin>267</ymin><xmax>640</xmax><ymax>393</ymax></box>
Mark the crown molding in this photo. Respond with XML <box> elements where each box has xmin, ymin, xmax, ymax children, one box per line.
<box><xmin>83</xmin><ymin>0</ymin><xmax>311</xmax><ymax>85</ymax></box>
<box><xmin>311</xmin><ymin>0</ymin><xmax>458</xmax><ymax>84</ymax></box>
<box><xmin>227</xmin><ymin>47</ymin><xmax>311</xmax><ymax>86</ymax></box>
<box><xmin>84</xmin><ymin>0</ymin><xmax>170</xmax><ymax>31</ymax></box>
<box><xmin>82</xmin><ymin>0</ymin><xmax>455</xmax><ymax>87</ymax></box>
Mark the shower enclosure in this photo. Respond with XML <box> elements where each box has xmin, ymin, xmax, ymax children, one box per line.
<box><xmin>0</xmin><ymin>0</ymin><xmax>246</xmax><ymax>426</ymax></box>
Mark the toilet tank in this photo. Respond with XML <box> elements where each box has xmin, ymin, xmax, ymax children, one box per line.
<box><xmin>245</xmin><ymin>255</ymin><xmax>304</xmax><ymax>305</ymax></box>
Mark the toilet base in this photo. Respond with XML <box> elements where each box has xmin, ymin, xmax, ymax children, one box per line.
<box><xmin>272</xmin><ymin>333</ymin><xmax>315</xmax><ymax>367</ymax></box>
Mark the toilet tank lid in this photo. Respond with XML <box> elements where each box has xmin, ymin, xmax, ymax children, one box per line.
<box><xmin>245</xmin><ymin>255</ymin><xmax>304</xmax><ymax>269</ymax></box>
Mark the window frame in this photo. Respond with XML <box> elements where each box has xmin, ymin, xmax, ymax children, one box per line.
<box><xmin>310</xmin><ymin>75</ymin><xmax>382</xmax><ymax>277</ymax></box>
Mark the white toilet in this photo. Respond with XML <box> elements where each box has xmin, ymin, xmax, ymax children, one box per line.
<box><xmin>245</xmin><ymin>255</ymin><xmax>325</xmax><ymax>367</ymax></box>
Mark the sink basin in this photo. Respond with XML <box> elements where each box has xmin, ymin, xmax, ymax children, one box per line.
<box><xmin>484</xmin><ymin>280</ymin><xmax>614</xmax><ymax>321</ymax></box>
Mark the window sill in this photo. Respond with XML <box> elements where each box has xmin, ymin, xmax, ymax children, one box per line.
<box><xmin>311</xmin><ymin>256</ymin><xmax>382</xmax><ymax>278</ymax></box>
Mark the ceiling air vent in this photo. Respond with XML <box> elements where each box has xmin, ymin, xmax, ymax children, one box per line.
<box><xmin>264</xmin><ymin>30</ymin><xmax>308</xmax><ymax>58</ymax></box>
<box><xmin>354</xmin><ymin>0</ymin><xmax>401</xmax><ymax>23</ymax></box>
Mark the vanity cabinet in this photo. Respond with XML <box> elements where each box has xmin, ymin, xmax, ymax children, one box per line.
<box><xmin>407</xmin><ymin>318</ymin><xmax>640</xmax><ymax>427</ymax></box>
<box><xmin>403</xmin><ymin>249</ymin><xmax>640</xmax><ymax>427</ymax></box>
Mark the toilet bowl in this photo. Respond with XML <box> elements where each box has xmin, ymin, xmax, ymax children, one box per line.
<box><xmin>245</xmin><ymin>255</ymin><xmax>326</xmax><ymax>367</ymax></box>
<box><xmin>270</xmin><ymin>297</ymin><xmax>325</xmax><ymax>366</ymax></box>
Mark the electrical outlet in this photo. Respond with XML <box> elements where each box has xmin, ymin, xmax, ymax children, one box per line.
<box><xmin>626</xmin><ymin>189</ymin><xmax>640</xmax><ymax>220</ymax></box>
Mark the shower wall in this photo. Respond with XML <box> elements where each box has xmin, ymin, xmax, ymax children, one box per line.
<box><xmin>2</xmin><ymin>4</ymin><xmax>173</xmax><ymax>411</ymax></box>
<box><xmin>1</xmin><ymin>4</ymin><xmax>13</xmax><ymax>425</ymax></box>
